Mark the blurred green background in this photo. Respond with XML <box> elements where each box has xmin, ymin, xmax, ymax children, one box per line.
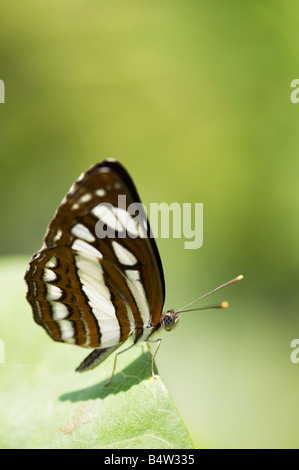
<box><xmin>1</xmin><ymin>0</ymin><xmax>299</xmax><ymax>448</ymax></box>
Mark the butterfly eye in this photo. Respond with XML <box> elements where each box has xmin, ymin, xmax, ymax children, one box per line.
<box><xmin>161</xmin><ymin>310</ymin><xmax>179</xmax><ymax>332</ymax></box>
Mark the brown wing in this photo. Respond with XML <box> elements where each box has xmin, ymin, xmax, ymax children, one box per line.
<box><xmin>25</xmin><ymin>160</ymin><xmax>165</xmax><ymax>351</ymax></box>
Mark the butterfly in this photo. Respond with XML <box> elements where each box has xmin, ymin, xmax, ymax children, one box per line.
<box><xmin>25</xmin><ymin>160</ymin><xmax>243</xmax><ymax>385</ymax></box>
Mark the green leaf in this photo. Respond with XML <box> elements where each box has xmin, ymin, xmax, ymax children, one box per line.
<box><xmin>0</xmin><ymin>257</ymin><xmax>193</xmax><ymax>449</ymax></box>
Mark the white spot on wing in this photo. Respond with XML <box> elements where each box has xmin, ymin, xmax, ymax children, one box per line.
<box><xmin>72</xmin><ymin>239</ymin><xmax>103</xmax><ymax>258</ymax></box>
<box><xmin>77</xmin><ymin>171</ymin><xmax>85</xmax><ymax>182</ymax></box>
<box><xmin>125</xmin><ymin>269</ymin><xmax>150</xmax><ymax>325</ymax></box>
<box><xmin>79</xmin><ymin>193</ymin><xmax>92</xmax><ymax>203</ymax></box>
<box><xmin>112</xmin><ymin>241</ymin><xmax>137</xmax><ymax>266</ymax></box>
<box><xmin>43</xmin><ymin>268</ymin><xmax>57</xmax><ymax>282</ymax></box>
<box><xmin>45</xmin><ymin>257</ymin><xmax>57</xmax><ymax>268</ymax></box>
<box><xmin>69</xmin><ymin>183</ymin><xmax>77</xmax><ymax>194</ymax></box>
<box><xmin>31</xmin><ymin>265</ymin><xmax>38</xmax><ymax>276</ymax></box>
<box><xmin>46</xmin><ymin>284</ymin><xmax>62</xmax><ymax>301</ymax></box>
<box><xmin>113</xmin><ymin>208</ymin><xmax>139</xmax><ymax>237</ymax></box>
<box><xmin>71</xmin><ymin>223</ymin><xmax>95</xmax><ymax>242</ymax></box>
<box><xmin>58</xmin><ymin>320</ymin><xmax>75</xmax><ymax>342</ymax></box>
<box><xmin>32</xmin><ymin>281</ymin><xmax>37</xmax><ymax>297</ymax></box>
<box><xmin>51</xmin><ymin>302</ymin><xmax>69</xmax><ymax>320</ymax></box>
<box><xmin>53</xmin><ymin>229</ymin><xmax>62</xmax><ymax>242</ymax></box>
<box><xmin>92</xmin><ymin>204</ymin><xmax>120</xmax><ymax>232</ymax></box>
<box><xmin>35</xmin><ymin>300</ymin><xmax>43</xmax><ymax>321</ymax></box>
<box><xmin>125</xmin><ymin>305</ymin><xmax>135</xmax><ymax>334</ymax></box>
<box><xmin>75</xmin><ymin>254</ymin><xmax>120</xmax><ymax>347</ymax></box>
<box><xmin>95</xmin><ymin>188</ymin><xmax>106</xmax><ymax>197</ymax></box>
<box><xmin>92</xmin><ymin>204</ymin><xmax>142</xmax><ymax>238</ymax></box>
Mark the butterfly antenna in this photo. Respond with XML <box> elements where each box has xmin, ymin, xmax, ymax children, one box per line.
<box><xmin>175</xmin><ymin>275</ymin><xmax>244</xmax><ymax>314</ymax></box>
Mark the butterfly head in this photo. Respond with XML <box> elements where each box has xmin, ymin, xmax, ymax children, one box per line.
<box><xmin>161</xmin><ymin>310</ymin><xmax>179</xmax><ymax>332</ymax></box>
<box><xmin>160</xmin><ymin>275</ymin><xmax>244</xmax><ymax>332</ymax></box>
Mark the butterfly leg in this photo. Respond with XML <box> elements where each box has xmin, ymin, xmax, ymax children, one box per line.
<box><xmin>104</xmin><ymin>342</ymin><xmax>136</xmax><ymax>387</ymax></box>
<box><xmin>145</xmin><ymin>338</ymin><xmax>162</xmax><ymax>379</ymax></box>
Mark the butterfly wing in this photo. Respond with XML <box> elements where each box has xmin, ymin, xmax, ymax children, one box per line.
<box><xmin>25</xmin><ymin>160</ymin><xmax>165</xmax><ymax>369</ymax></box>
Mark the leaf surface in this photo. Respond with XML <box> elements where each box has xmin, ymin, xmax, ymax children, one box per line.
<box><xmin>0</xmin><ymin>257</ymin><xmax>193</xmax><ymax>449</ymax></box>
